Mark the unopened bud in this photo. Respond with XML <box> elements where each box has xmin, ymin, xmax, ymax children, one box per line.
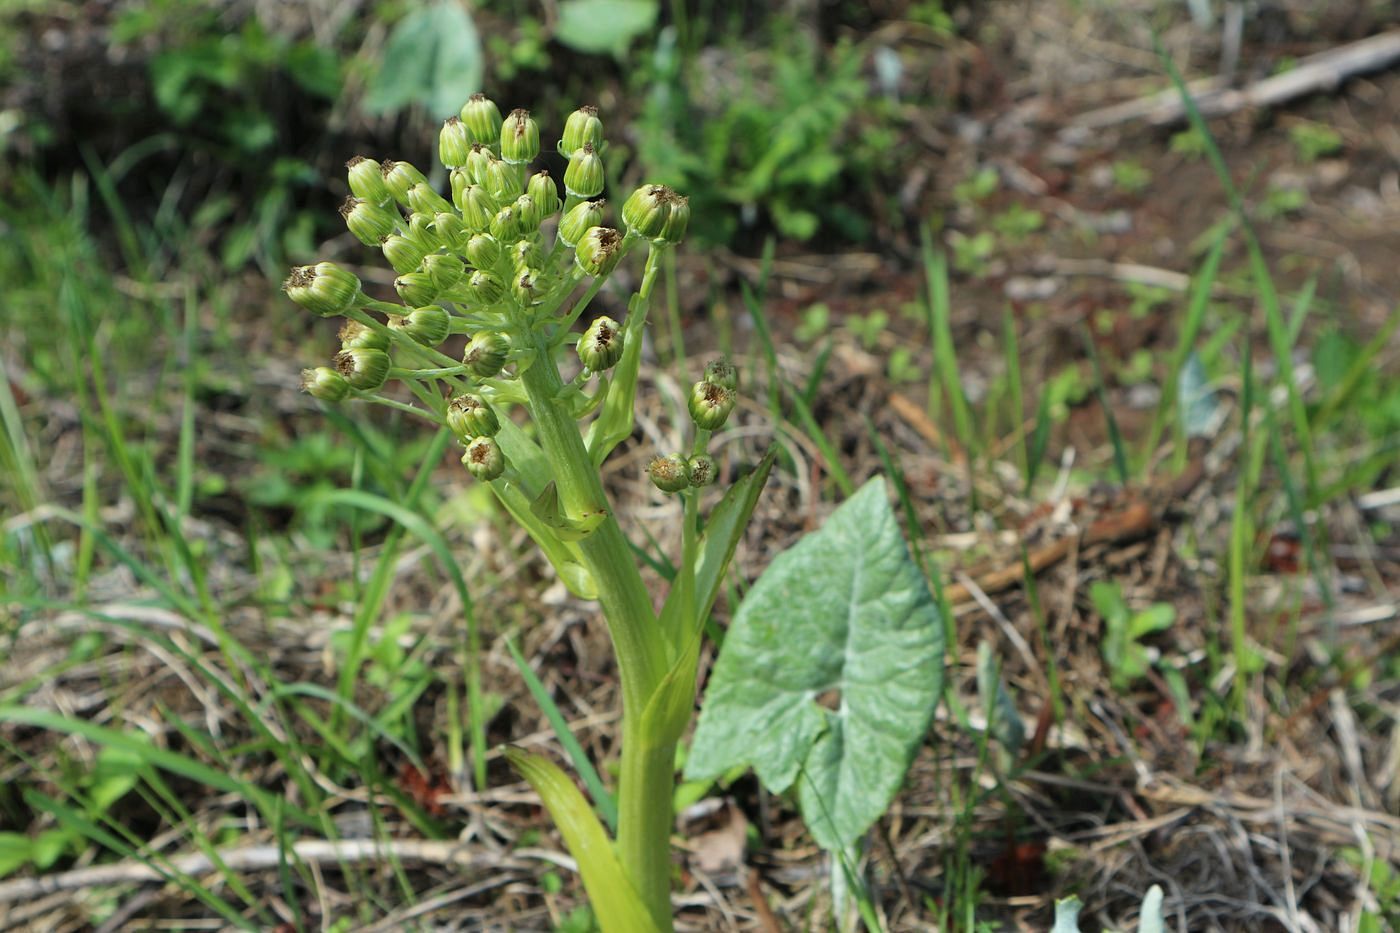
<box><xmin>578</xmin><ymin>316</ymin><xmax>624</xmax><ymax>372</ymax></box>
<box><xmin>302</xmin><ymin>366</ymin><xmax>351</xmax><ymax>401</ymax></box>
<box><xmin>512</xmin><ymin>267</ymin><xmax>543</xmax><ymax>307</ymax></box>
<box><xmin>561</xmin><ymin>105</ymin><xmax>603</xmax><ymax>155</ymax></box>
<box><xmin>394</xmin><ymin>271</ymin><xmax>439</xmax><ymax>307</ymax></box>
<box><xmin>339</xmin><ymin>320</ymin><xmax>389</xmax><ymax>352</ymax></box>
<box><xmin>347</xmin><ymin>156</ymin><xmax>391</xmax><ymax>204</ymax></box>
<box><xmin>466</xmin><ymin>232</ymin><xmax>502</xmax><ymax>270</ymax></box>
<box><xmin>658</xmin><ymin>194</ymin><xmax>689</xmax><ymax>245</ymax></box>
<box><xmin>459</xmin><ymin>184</ymin><xmax>499</xmax><ymax>231</ymax></box>
<box><xmin>391</xmin><ymin>306</ymin><xmax>451</xmax><ymax>346</ymax></box>
<box><xmin>463</xmin><ymin>331</ymin><xmax>510</xmax><ymax>378</ymax></box>
<box><xmin>509</xmin><ymin>238</ymin><xmax>542</xmax><ymax>271</ymax></box>
<box><xmin>703</xmin><ymin>358</ymin><xmax>739</xmax><ymax>391</ymax></box>
<box><xmin>687</xmin><ymin>454</ymin><xmax>717</xmax><ymax>487</ymax></box>
<box><xmin>381</xmin><ymin>160</ymin><xmax>428</xmax><ymax>206</ymax></box>
<box><xmin>447</xmin><ymin>394</ymin><xmax>500</xmax><ymax>439</ymax></box>
<box><xmin>621</xmin><ymin>184</ymin><xmax>671</xmax><ymax>240</ymax></box>
<box><xmin>526</xmin><ymin>171</ymin><xmax>562</xmax><ymax>217</ymax></box>
<box><xmin>462</xmin><ymin>435</ymin><xmax>505</xmax><ymax>480</ymax></box>
<box><xmin>688</xmin><ymin>380</ymin><xmax>736</xmax><ymax>430</ymax></box>
<box><xmin>563</xmin><ymin>143</ymin><xmax>605</xmax><ymax>199</ymax></box>
<box><xmin>439</xmin><ymin>116</ymin><xmax>472</xmax><ymax>169</ymax></box>
<box><xmin>500</xmin><ymin>108</ymin><xmax>540</xmax><ymax>164</ymax></box>
<box><xmin>334</xmin><ymin>348</ymin><xmax>391</xmax><ymax>391</ymax></box>
<box><xmin>405</xmin><ymin>211</ymin><xmax>443</xmax><ymax>251</ymax></box>
<box><xmin>341</xmin><ymin>197</ymin><xmax>397</xmax><ymax>246</ymax></box>
<box><xmin>433</xmin><ymin>210</ymin><xmax>469</xmax><ymax>250</ymax></box>
<box><xmin>407</xmin><ymin>182</ymin><xmax>452</xmax><ymax>218</ymax></box>
<box><xmin>284</xmin><ymin>262</ymin><xmax>361</xmax><ymax>317</ymax></box>
<box><xmin>574</xmin><ymin>226</ymin><xmax>622</xmax><ymax>277</ymax></box>
<box><xmin>422</xmin><ymin>253</ymin><xmax>466</xmax><ymax>291</ymax></box>
<box><xmin>485</xmin><ymin>159</ymin><xmax>524</xmax><ymax>201</ymax></box>
<box><xmin>489</xmin><ymin>204</ymin><xmax>522</xmax><ymax>241</ymax></box>
<box><xmin>510</xmin><ymin>194</ymin><xmax>541</xmax><ymax>234</ymax></box>
<box><xmin>467</xmin><ymin>270</ymin><xmax>506</xmax><ymax>305</ymax></box>
<box><xmin>648</xmin><ymin>454</ymin><xmax>690</xmax><ymax>493</ymax></box>
<box><xmin>382</xmin><ymin>233</ymin><xmax>429</xmax><ymax>275</ymax></box>
<box><xmin>558</xmin><ymin>198</ymin><xmax>604</xmax><ymax>248</ymax></box>
<box><xmin>465</xmin><ymin>144</ymin><xmax>495</xmax><ymax>185</ymax></box>
<box><xmin>460</xmin><ymin>93</ymin><xmax>503</xmax><ymax>145</ymax></box>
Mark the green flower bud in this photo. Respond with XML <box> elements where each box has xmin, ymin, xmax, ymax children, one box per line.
<box><xmin>509</xmin><ymin>237</ymin><xmax>542</xmax><ymax>271</ymax></box>
<box><xmin>439</xmin><ymin>116</ymin><xmax>472</xmax><ymax>169</ymax></box>
<box><xmin>558</xmin><ymin>198</ymin><xmax>604</xmax><ymax>248</ymax></box>
<box><xmin>512</xmin><ymin>267</ymin><xmax>542</xmax><ymax>307</ymax></box>
<box><xmin>433</xmin><ymin>210</ymin><xmax>469</xmax><ymax>250</ymax></box>
<box><xmin>703</xmin><ymin>358</ymin><xmax>739</xmax><ymax>391</ymax></box>
<box><xmin>422</xmin><ymin>252</ymin><xmax>466</xmax><ymax>291</ymax></box>
<box><xmin>334</xmin><ymin>347</ymin><xmax>391</xmax><ymax>391</ymax></box>
<box><xmin>648</xmin><ymin>454</ymin><xmax>690</xmax><ymax>493</ymax></box>
<box><xmin>382</xmin><ymin>233</ymin><xmax>429</xmax><ymax>275</ymax></box>
<box><xmin>467</xmin><ymin>270</ymin><xmax>506</xmax><ymax>305</ymax></box>
<box><xmin>394</xmin><ymin>271</ymin><xmax>440</xmax><ymax>307</ymax></box>
<box><xmin>561</xmin><ymin>105</ymin><xmax>603</xmax><ymax>155</ymax></box>
<box><xmin>577</xmin><ymin>316</ymin><xmax>624</xmax><ymax>372</ymax></box>
<box><xmin>621</xmin><ymin>184</ymin><xmax>671</xmax><ymax>240</ymax></box>
<box><xmin>500</xmin><ymin>108</ymin><xmax>540</xmax><ymax>165</ymax></box>
<box><xmin>658</xmin><ymin>194</ymin><xmax>690</xmax><ymax>245</ymax></box>
<box><xmin>466</xmin><ymin>232</ymin><xmax>502</xmax><ymax>269</ymax></box>
<box><xmin>462</xmin><ymin>435</ymin><xmax>505</xmax><ymax>481</ymax></box>
<box><xmin>382</xmin><ymin>160</ymin><xmax>428</xmax><ymax>206</ymax></box>
<box><xmin>339</xmin><ymin>320</ymin><xmax>390</xmax><ymax>352</ymax></box>
<box><xmin>463</xmin><ymin>331</ymin><xmax>510</xmax><ymax>378</ymax></box>
<box><xmin>301</xmin><ymin>366</ymin><xmax>351</xmax><ymax>401</ymax></box>
<box><xmin>407</xmin><ymin>182</ymin><xmax>452</xmax><ymax>218</ymax></box>
<box><xmin>284</xmin><ymin>262</ymin><xmax>361</xmax><ymax>317</ymax></box>
<box><xmin>688</xmin><ymin>380</ymin><xmax>736</xmax><ymax>430</ymax></box>
<box><xmin>484</xmin><ymin>159</ymin><xmax>524</xmax><ymax>202</ymax></box>
<box><xmin>405</xmin><ymin>211</ymin><xmax>443</xmax><ymax>251</ymax></box>
<box><xmin>460</xmin><ymin>93</ymin><xmax>503</xmax><ymax>145</ymax></box>
<box><xmin>340</xmin><ymin>196</ymin><xmax>398</xmax><ymax>246</ymax></box>
<box><xmin>563</xmin><ymin>143</ymin><xmax>605</xmax><ymax>198</ymax></box>
<box><xmin>574</xmin><ymin>226</ymin><xmax>623</xmax><ymax>277</ymax></box>
<box><xmin>459</xmin><ymin>184</ymin><xmax>500</xmax><ymax>231</ymax></box>
<box><xmin>446</xmin><ymin>393</ymin><xmax>500</xmax><ymax>439</ymax></box>
<box><xmin>687</xmin><ymin>454</ymin><xmax>717</xmax><ymax>487</ymax></box>
<box><xmin>450</xmin><ymin>167</ymin><xmax>472</xmax><ymax>211</ymax></box>
<box><xmin>489</xmin><ymin>204</ymin><xmax>522</xmax><ymax>241</ymax></box>
<box><xmin>512</xmin><ymin>194</ymin><xmax>543</xmax><ymax>234</ymax></box>
<box><xmin>391</xmin><ymin>306</ymin><xmax>451</xmax><ymax>346</ymax></box>
<box><xmin>347</xmin><ymin>156</ymin><xmax>391</xmax><ymax>204</ymax></box>
<box><xmin>526</xmin><ymin>170</ymin><xmax>562</xmax><ymax>217</ymax></box>
<box><xmin>465</xmin><ymin>144</ymin><xmax>495</xmax><ymax>185</ymax></box>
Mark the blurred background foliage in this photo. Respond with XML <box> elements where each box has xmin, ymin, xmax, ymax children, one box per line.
<box><xmin>1</xmin><ymin>0</ymin><xmax>950</xmax><ymax>271</ymax></box>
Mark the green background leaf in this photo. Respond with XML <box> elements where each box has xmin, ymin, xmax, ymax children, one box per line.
<box><xmin>555</xmin><ymin>0</ymin><xmax>658</xmax><ymax>56</ymax></box>
<box><xmin>686</xmin><ymin>477</ymin><xmax>944</xmax><ymax>851</ymax></box>
<box><xmin>365</xmin><ymin>1</ymin><xmax>483</xmax><ymax>117</ymax></box>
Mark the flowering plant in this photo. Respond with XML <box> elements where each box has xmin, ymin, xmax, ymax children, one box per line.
<box><xmin>286</xmin><ymin>96</ymin><xmax>771</xmax><ymax>931</ymax></box>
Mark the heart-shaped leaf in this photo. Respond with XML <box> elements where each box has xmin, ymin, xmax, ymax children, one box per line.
<box><xmin>686</xmin><ymin>477</ymin><xmax>944</xmax><ymax>851</ymax></box>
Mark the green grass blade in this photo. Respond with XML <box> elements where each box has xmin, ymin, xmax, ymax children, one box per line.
<box><xmin>1082</xmin><ymin>326</ymin><xmax>1129</xmax><ymax>485</ymax></box>
<box><xmin>505</xmin><ymin>637</ymin><xmax>618</xmax><ymax>832</ymax></box>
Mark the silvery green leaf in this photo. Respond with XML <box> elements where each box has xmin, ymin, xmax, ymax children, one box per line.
<box><xmin>1051</xmin><ymin>896</ymin><xmax>1084</xmax><ymax>933</ymax></box>
<box><xmin>977</xmin><ymin>641</ymin><xmax>1025</xmax><ymax>755</ymax></box>
<box><xmin>556</xmin><ymin>0</ymin><xmax>658</xmax><ymax>56</ymax></box>
<box><xmin>365</xmin><ymin>1</ymin><xmax>483</xmax><ymax>117</ymax></box>
<box><xmin>1179</xmin><ymin>351</ymin><xmax>1221</xmax><ymax>438</ymax></box>
<box><xmin>686</xmin><ymin>478</ymin><xmax>944</xmax><ymax>851</ymax></box>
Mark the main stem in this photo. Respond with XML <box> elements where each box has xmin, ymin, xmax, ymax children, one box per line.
<box><xmin>516</xmin><ymin>332</ymin><xmax>677</xmax><ymax>930</ymax></box>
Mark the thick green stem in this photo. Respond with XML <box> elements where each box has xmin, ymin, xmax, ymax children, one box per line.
<box><xmin>618</xmin><ymin>726</ymin><xmax>678</xmax><ymax>929</ymax></box>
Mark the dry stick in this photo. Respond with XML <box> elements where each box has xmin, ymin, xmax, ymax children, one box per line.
<box><xmin>1070</xmin><ymin>30</ymin><xmax>1400</xmax><ymax>130</ymax></box>
<box><xmin>0</xmin><ymin>840</ymin><xmax>548</xmax><ymax>904</ymax></box>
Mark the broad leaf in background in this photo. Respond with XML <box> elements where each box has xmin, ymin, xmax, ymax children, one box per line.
<box><xmin>556</xmin><ymin>0</ymin><xmax>658</xmax><ymax>56</ymax></box>
<box><xmin>686</xmin><ymin>478</ymin><xmax>943</xmax><ymax>851</ymax></box>
<box><xmin>365</xmin><ymin>1</ymin><xmax>483</xmax><ymax>117</ymax></box>
<box><xmin>976</xmin><ymin>641</ymin><xmax>1024</xmax><ymax>756</ymax></box>
<box><xmin>1179</xmin><ymin>351</ymin><xmax>1222</xmax><ymax>439</ymax></box>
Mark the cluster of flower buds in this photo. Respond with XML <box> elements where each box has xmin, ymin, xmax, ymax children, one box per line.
<box><xmin>286</xmin><ymin>95</ymin><xmax>692</xmax><ymax>485</ymax></box>
<box><xmin>646</xmin><ymin>358</ymin><xmax>737</xmax><ymax>495</ymax></box>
